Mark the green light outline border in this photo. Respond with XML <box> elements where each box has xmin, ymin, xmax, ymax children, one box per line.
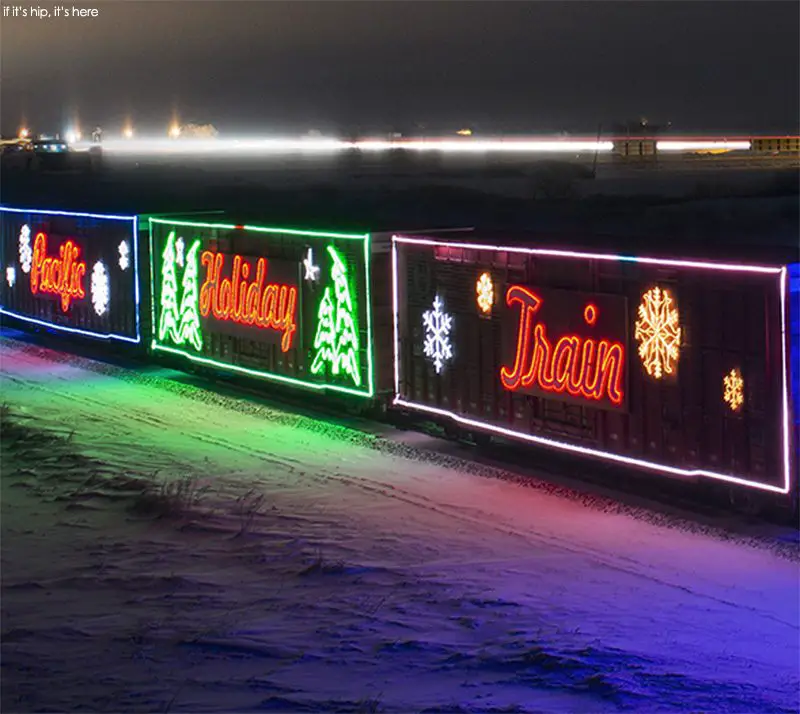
<box><xmin>148</xmin><ymin>217</ymin><xmax>375</xmax><ymax>398</ymax></box>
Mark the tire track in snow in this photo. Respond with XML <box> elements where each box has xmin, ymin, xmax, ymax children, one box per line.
<box><xmin>2</xmin><ymin>338</ymin><xmax>796</xmax><ymax>631</ymax></box>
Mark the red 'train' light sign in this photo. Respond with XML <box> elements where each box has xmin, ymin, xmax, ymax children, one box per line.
<box><xmin>500</xmin><ymin>285</ymin><xmax>627</xmax><ymax>408</ymax></box>
<box><xmin>199</xmin><ymin>250</ymin><xmax>298</xmax><ymax>351</ymax></box>
<box><xmin>30</xmin><ymin>232</ymin><xmax>87</xmax><ymax>312</ymax></box>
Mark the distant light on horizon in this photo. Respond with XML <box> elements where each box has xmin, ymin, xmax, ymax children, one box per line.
<box><xmin>656</xmin><ymin>140</ymin><xmax>751</xmax><ymax>152</ymax></box>
<box><xmin>76</xmin><ymin>135</ymin><xmax>616</xmax><ymax>156</ymax></box>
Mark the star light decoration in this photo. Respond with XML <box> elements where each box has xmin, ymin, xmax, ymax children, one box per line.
<box><xmin>91</xmin><ymin>261</ymin><xmax>110</xmax><ymax>316</ymax></box>
<box><xmin>19</xmin><ymin>224</ymin><xmax>33</xmax><ymax>274</ymax></box>
<box><xmin>422</xmin><ymin>295</ymin><xmax>454</xmax><ymax>374</ymax></box>
<box><xmin>6</xmin><ymin>265</ymin><xmax>16</xmax><ymax>288</ymax></box>
<box><xmin>634</xmin><ymin>286</ymin><xmax>681</xmax><ymax>379</ymax></box>
<box><xmin>176</xmin><ymin>237</ymin><xmax>185</xmax><ymax>267</ymax></box>
<box><xmin>476</xmin><ymin>272</ymin><xmax>494</xmax><ymax>314</ymax></box>
<box><xmin>118</xmin><ymin>240</ymin><xmax>130</xmax><ymax>271</ymax></box>
<box><xmin>723</xmin><ymin>367</ymin><xmax>744</xmax><ymax>412</ymax></box>
<box><xmin>303</xmin><ymin>247</ymin><xmax>320</xmax><ymax>282</ymax></box>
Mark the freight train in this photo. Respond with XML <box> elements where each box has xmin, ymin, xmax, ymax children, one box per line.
<box><xmin>1</xmin><ymin>206</ymin><xmax>798</xmax><ymax>516</ymax></box>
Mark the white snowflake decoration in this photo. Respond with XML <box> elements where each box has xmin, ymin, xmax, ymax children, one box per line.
<box><xmin>422</xmin><ymin>295</ymin><xmax>454</xmax><ymax>374</ymax></box>
<box><xmin>118</xmin><ymin>240</ymin><xmax>130</xmax><ymax>271</ymax></box>
<box><xmin>176</xmin><ymin>237</ymin><xmax>185</xmax><ymax>267</ymax></box>
<box><xmin>303</xmin><ymin>247</ymin><xmax>320</xmax><ymax>282</ymax></box>
<box><xmin>91</xmin><ymin>261</ymin><xmax>110</xmax><ymax>316</ymax></box>
<box><xmin>19</xmin><ymin>224</ymin><xmax>33</xmax><ymax>274</ymax></box>
<box><xmin>6</xmin><ymin>265</ymin><xmax>16</xmax><ymax>288</ymax></box>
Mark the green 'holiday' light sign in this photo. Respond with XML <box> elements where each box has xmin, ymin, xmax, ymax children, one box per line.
<box><xmin>149</xmin><ymin>218</ymin><xmax>375</xmax><ymax>398</ymax></box>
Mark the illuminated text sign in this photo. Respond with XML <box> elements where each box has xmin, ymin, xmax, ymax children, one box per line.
<box><xmin>30</xmin><ymin>232</ymin><xmax>87</xmax><ymax>312</ymax></box>
<box><xmin>501</xmin><ymin>285</ymin><xmax>628</xmax><ymax>409</ymax></box>
<box><xmin>199</xmin><ymin>250</ymin><xmax>298</xmax><ymax>351</ymax></box>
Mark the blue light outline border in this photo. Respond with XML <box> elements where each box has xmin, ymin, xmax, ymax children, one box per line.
<box><xmin>0</xmin><ymin>206</ymin><xmax>141</xmax><ymax>344</ymax></box>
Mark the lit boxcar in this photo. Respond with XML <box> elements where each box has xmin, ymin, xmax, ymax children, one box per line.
<box><xmin>0</xmin><ymin>206</ymin><xmax>140</xmax><ymax>343</ymax></box>
<box><xmin>391</xmin><ymin>234</ymin><xmax>799</xmax><ymax>500</ymax></box>
<box><xmin>148</xmin><ymin>217</ymin><xmax>394</xmax><ymax>402</ymax></box>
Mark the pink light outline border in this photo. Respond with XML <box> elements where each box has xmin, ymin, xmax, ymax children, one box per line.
<box><xmin>391</xmin><ymin>234</ymin><xmax>793</xmax><ymax>495</ymax></box>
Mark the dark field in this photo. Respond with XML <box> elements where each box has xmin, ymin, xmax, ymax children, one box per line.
<box><xmin>3</xmin><ymin>152</ymin><xmax>798</xmax><ymax>260</ymax></box>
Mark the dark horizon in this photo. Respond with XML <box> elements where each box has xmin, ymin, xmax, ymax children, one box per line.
<box><xmin>2</xmin><ymin>1</ymin><xmax>798</xmax><ymax>137</ymax></box>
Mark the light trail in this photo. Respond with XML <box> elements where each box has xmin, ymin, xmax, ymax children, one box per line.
<box><xmin>71</xmin><ymin>137</ymin><xmax>617</xmax><ymax>156</ymax></box>
<box><xmin>67</xmin><ymin>135</ymin><xmax>760</xmax><ymax>157</ymax></box>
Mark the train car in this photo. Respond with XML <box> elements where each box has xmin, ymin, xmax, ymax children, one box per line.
<box><xmin>391</xmin><ymin>234</ymin><xmax>799</xmax><ymax>506</ymax></box>
<box><xmin>0</xmin><ymin>206</ymin><xmax>141</xmax><ymax>344</ymax></box>
<box><xmin>147</xmin><ymin>217</ymin><xmax>394</xmax><ymax>404</ymax></box>
<box><xmin>1</xmin><ymin>202</ymin><xmax>798</xmax><ymax>515</ymax></box>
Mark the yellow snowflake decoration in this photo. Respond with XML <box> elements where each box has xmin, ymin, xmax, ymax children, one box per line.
<box><xmin>634</xmin><ymin>286</ymin><xmax>681</xmax><ymax>379</ymax></box>
<box><xmin>723</xmin><ymin>367</ymin><xmax>744</xmax><ymax>412</ymax></box>
<box><xmin>476</xmin><ymin>272</ymin><xmax>494</xmax><ymax>314</ymax></box>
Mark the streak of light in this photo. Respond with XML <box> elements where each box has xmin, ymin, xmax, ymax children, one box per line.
<box><xmin>70</xmin><ymin>137</ymin><xmax>616</xmax><ymax>156</ymax></box>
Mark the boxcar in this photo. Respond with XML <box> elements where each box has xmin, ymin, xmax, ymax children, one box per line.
<box><xmin>0</xmin><ymin>206</ymin><xmax>141</xmax><ymax>344</ymax></box>
<box><xmin>148</xmin><ymin>217</ymin><xmax>394</xmax><ymax>402</ymax></box>
<box><xmin>391</xmin><ymin>234</ymin><xmax>799</xmax><ymax>500</ymax></box>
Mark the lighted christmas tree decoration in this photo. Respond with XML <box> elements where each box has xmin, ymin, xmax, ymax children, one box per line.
<box><xmin>118</xmin><ymin>240</ymin><xmax>130</xmax><ymax>271</ymax></box>
<box><xmin>423</xmin><ymin>295</ymin><xmax>454</xmax><ymax>374</ymax></box>
<box><xmin>303</xmin><ymin>247</ymin><xmax>320</xmax><ymax>282</ymax></box>
<box><xmin>177</xmin><ymin>240</ymin><xmax>203</xmax><ymax>351</ymax></box>
<box><xmin>158</xmin><ymin>233</ymin><xmax>204</xmax><ymax>350</ymax></box>
<box><xmin>19</xmin><ymin>224</ymin><xmax>33</xmax><ymax>274</ymax></box>
<box><xmin>311</xmin><ymin>245</ymin><xmax>361</xmax><ymax>386</ymax></box>
<box><xmin>158</xmin><ymin>232</ymin><xmax>181</xmax><ymax>344</ymax></box>
<box><xmin>476</xmin><ymin>272</ymin><xmax>494</xmax><ymax>314</ymax></box>
<box><xmin>634</xmin><ymin>286</ymin><xmax>681</xmax><ymax>379</ymax></box>
<box><xmin>723</xmin><ymin>367</ymin><xmax>744</xmax><ymax>412</ymax></box>
<box><xmin>6</xmin><ymin>265</ymin><xmax>16</xmax><ymax>287</ymax></box>
<box><xmin>90</xmin><ymin>261</ymin><xmax>110</xmax><ymax>316</ymax></box>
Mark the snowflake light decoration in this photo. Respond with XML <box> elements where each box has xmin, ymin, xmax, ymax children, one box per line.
<box><xmin>6</xmin><ymin>266</ymin><xmax>16</xmax><ymax>288</ymax></box>
<box><xmin>176</xmin><ymin>237</ymin><xmax>185</xmax><ymax>267</ymax></box>
<box><xmin>303</xmin><ymin>247</ymin><xmax>320</xmax><ymax>282</ymax></box>
<box><xmin>422</xmin><ymin>295</ymin><xmax>454</xmax><ymax>374</ymax></box>
<box><xmin>476</xmin><ymin>272</ymin><xmax>494</xmax><ymax>314</ymax></box>
<box><xmin>19</xmin><ymin>224</ymin><xmax>33</xmax><ymax>274</ymax></box>
<box><xmin>723</xmin><ymin>367</ymin><xmax>744</xmax><ymax>412</ymax></box>
<box><xmin>118</xmin><ymin>240</ymin><xmax>130</xmax><ymax>271</ymax></box>
<box><xmin>634</xmin><ymin>286</ymin><xmax>681</xmax><ymax>379</ymax></box>
<box><xmin>91</xmin><ymin>260</ymin><xmax>110</xmax><ymax>316</ymax></box>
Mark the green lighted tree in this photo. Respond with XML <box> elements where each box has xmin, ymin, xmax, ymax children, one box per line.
<box><xmin>310</xmin><ymin>246</ymin><xmax>361</xmax><ymax>387</ymax></box>
<box><xmin>177</xmin><ymin>239</ymin><xmax>203</xmax><ymax>351</ymax></box>
<box><xmin>158</xmin><ymin>231</ymin><xmax>180</xmax><ymax>344</ymax></box>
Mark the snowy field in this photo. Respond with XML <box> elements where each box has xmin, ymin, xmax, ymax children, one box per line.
<box><xmin>1</xmin><ymin>331</ymin><xmax>798</xmax><ymax>713</ymax></box>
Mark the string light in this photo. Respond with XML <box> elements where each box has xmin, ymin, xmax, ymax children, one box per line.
<box><xmin>634</xmin><ymin>286</ymin><xmax>681</xmax><ymax>379</ymax></box>
<box><xmin>500</xmin><ymin>287</ymin><xmax>625</xmax><ymax>406</ymax></box>
<box><xmin>90</xmin><ymin>261</ymin><xmax>110</xmax><ymax>316</ymax></box>
<box><xmin>422</xmin><ymin>295</ymin><xmax>453</xmax><ymax>374</ymax></box>
<box><xmin>476</xmin><ymin>272</ymin><xmax>494</xmax><ymax>314</ymax></box>
<box><xmin>723</xmin><ymin>368</ymin><xmax>744</xmax><ymax>412</ymax></box>
<box><xmin>310</xmin><ymin>246</ymin><xmax>362</xmax><ymax>386</ymax></box>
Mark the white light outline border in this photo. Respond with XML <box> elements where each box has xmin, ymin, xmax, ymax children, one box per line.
<box><xmin>0</xmin><ymin>206</ymin><xmax>141</xmax><ymax>344</ymax></box>
<box><xmin>391</xmin><ymin>234</ymin><xmax>793</xmax><ymax>495</ymax></box>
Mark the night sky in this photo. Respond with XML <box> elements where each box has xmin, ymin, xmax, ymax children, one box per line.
<box><xmin>2</xmin><ymin>1</ymin><xmax>798</xmax><ymax>136</ymax></box>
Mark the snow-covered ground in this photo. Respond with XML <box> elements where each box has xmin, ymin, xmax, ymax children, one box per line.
<box><xmin>1</xmin><ymin>331</ymin><xmax>798</xmax><ymax>713</ymax></box>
